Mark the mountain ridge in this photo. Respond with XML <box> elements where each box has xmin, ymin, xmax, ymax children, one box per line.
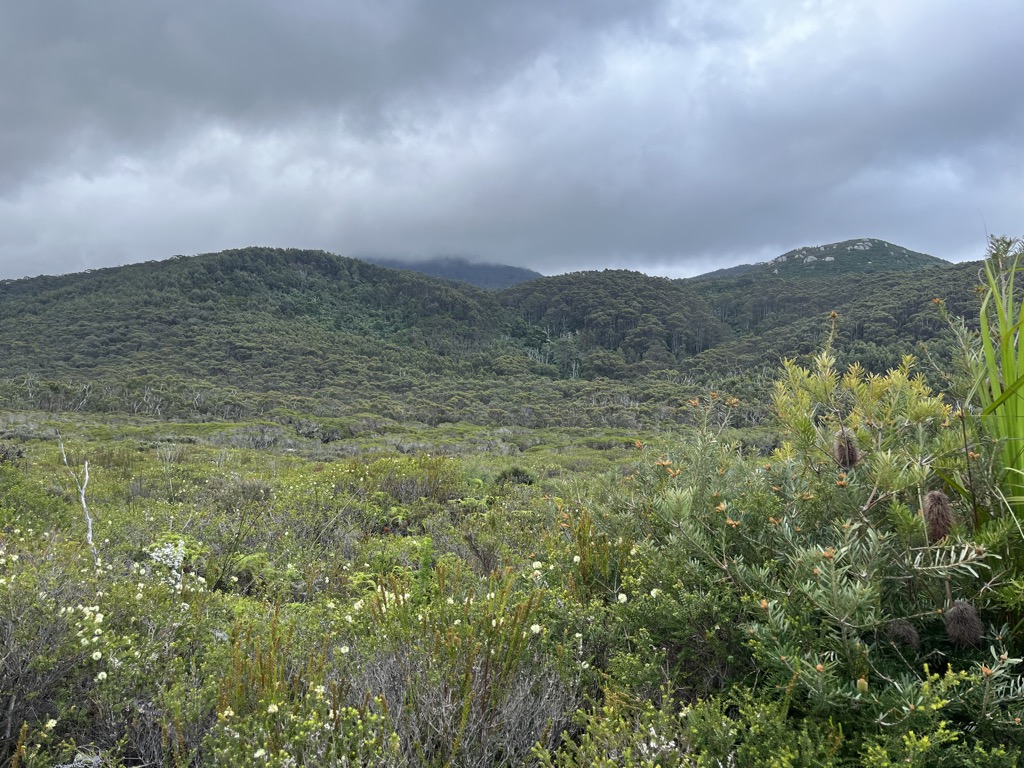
<box><xmin>693</xmin><ymin>238</ymin><xmax>947</xmax><ymax>280</ymax></box>
<box><xmin>360</xmin><ymin>255</ymin><xmax>543</xmax><ymax>289</ymax></box>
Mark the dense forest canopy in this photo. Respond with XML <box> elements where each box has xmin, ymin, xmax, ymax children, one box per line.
<box><xmin>0</xmin><ymin>242</ymin><xmax>982</xmax><ymax>428</ymax></box>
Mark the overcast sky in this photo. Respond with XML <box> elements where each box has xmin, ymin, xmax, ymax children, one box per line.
<box><xmin>1</xmin><ymin>1</ymin><xmax>1022</xmax><ymax>281</ymax></box>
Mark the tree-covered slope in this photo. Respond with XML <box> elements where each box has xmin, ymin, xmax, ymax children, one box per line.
<box><xmin>764</xmin><ymin>238</ymin><xmax>948</xmax><ymax>276</ymax></box>
<box><xmin>688</xmin><ymin>260</ymin><xmax>981</xmax><ymax>375</ymax></box>
<box><xmin>694</xmin><ymin>238</ymin><xmax>948</xmax><ymax>280</ymax></box>
<box><xmin>0</xmin><ymin>247</ymin><xmax>510</xmax><ymax>391</ymax></box>
<box><xmin>500</xmin><ymin>269</ymin><xmax>731</xmax><ymax>361</ymax></box>
<box><xmin>3</xmin><ymin>248</ymin><xmax>708</xmax><ymax>427</ymax></box>
<box><xmin>0</xmin><ymin>244</ymin><xmax>985</xmax><ymax>426</ymax></box>
<box><xmin>363</xmin><ymin>255</ymin><xmax>544</xmax><ymax>289</ymax></box>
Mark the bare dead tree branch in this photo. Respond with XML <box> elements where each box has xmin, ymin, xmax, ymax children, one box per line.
<box><xmin>57</xmin><ymin>432</ymin><xmax>98</xmax><ymax>570</ymax></box>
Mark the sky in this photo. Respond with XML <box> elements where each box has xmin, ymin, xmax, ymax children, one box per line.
<box><xmin>1</xmin><ymin>1</ymin><xmax>1022</xmax><ymax>281</ymax></box>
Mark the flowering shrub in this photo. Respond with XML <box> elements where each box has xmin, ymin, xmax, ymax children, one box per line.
<box><xmin>3</xmin><ymin>330</ymin><xmax>1024</xmax><ymax>765</ymax></box>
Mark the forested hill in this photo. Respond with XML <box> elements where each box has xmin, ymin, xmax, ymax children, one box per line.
<box><xmin>0</xmin><ymin>244</ymin><xmax>983</xmax><ymax>426</ymax></box>
<box><xmin>0</xmin><ymin>246</ymin><xmax>507</xmax><ymax>394</ymax></box>
<box><xmin>689</xmin><ymin>260</ymin><xmax>981</xmax><ymax>374</ymax></box>
<box><xmin>499</xmin><ymin>269</ymin><xmax>730</xmax><ymax>363</ymax></box>
<box><xmin>694</xmin><ymin>238</ymin><xmax>948</xmax><ymax>280</ymax></box>
<box><xmin>363</xmin><ymin>256</ymin><xmax>543</xmax><ymax>289</ymax></box>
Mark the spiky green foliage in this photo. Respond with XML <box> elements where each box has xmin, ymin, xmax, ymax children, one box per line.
<box><xmin>975</xmin><ymin>237</ymin><xmax>1024</xmax><ymax>520</ymax></box>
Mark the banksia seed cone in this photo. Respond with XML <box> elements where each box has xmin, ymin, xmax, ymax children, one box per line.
<box><xmin>886</xmin><ymin>618</ymin><xmax>921</xmax><ymax>651</ymax></box>
<box><xmin>923</xmin><ymin>490</ymin><xmax>955</xmax><ymax>542</ymax></box>
<box><xmin>832</xmin><ymin>429</ymin><xmax>861</xmax><ymax>469</ymax></box>
<box><xmin>944</xmin><ymin>600</ymin><xmax>983</xmax><ymax>647</ymax></box>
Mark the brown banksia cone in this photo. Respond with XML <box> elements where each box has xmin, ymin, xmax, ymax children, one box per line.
<box><xmin>886</xmin><ymin>618</ymin><xmax>921</xmax><ymax>651</ymax></box>
<box><xmin>832</xmin><ymin>428</ymin><xmax>861</xmax><ymax>469</ymax></box>
<box><xmin>944</xmin><ymin>600</ymin><xmax>983</xmax><ymax>647</ymax></box>
<box><xmin>923</xmin><ymin>490</ymin><xmax>955</xmax><ymax>543</ymax></box>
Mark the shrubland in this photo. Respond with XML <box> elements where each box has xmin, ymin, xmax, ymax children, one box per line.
<box><xmin>3</xmin><ymin>239</ymin><xmax>1024</xmax><ymax>766</ymax></box>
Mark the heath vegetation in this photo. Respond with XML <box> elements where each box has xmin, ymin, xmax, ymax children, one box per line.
<box><xmin>2</xmin><ymin>238</ymin><xmax>1023</xmax><ymax>766</ymax></box>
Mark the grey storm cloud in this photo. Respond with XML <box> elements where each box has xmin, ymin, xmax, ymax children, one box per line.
<box><xmin>1</xmin><ymin>0</ymin><xmax>1022</xmax><ymax>280</ymax></box>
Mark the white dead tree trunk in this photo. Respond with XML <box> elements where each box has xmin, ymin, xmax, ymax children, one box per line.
<box><xmin>57</xmin><ymin>433</ymin><xmax>99</xmax><ymax>570</ymax></box>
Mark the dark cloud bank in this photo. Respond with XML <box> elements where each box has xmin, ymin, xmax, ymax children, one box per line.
<box><xmin>1</xmin><ymin>1</ymin><xmax>1022</xmax><ymax>280</ymax></box>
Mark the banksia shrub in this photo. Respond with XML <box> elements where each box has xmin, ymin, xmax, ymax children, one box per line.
<box><xmin>944</xmin><ymin>600</ymin><xmax>983</xmax><ymax>648</ymax></box>
<box><xmin>923</xmin><ymin>490</ymin><xmax>955</xmax><ymax>542</ymax></box>
<box><xmin>886</xmin><ymin>618</ymin><xmax>921</xmax><ymax>651</ymax></box>
<box><xmin>831</xmin><ymin>429</ymin><xmax>861</xmax><ymax>469</ymax></box>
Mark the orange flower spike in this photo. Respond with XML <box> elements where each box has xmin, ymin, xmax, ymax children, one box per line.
<box><xmin>714</xmin><ymin>502</ymin><xmax>727</xmax><ymax>513</ymax></box>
